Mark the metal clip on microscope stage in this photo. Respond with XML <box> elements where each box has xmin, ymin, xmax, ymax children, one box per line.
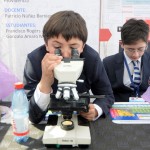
<box><xmin>42</xmin><ymin>49</ymin><xmax>91</xmax><ymax>148</ymax></box>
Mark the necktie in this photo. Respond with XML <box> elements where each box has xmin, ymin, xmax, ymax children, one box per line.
<box><xmin>132</xmin><ymin>60</ymin><xmax>141</xmax><ymax>88</ymax></box>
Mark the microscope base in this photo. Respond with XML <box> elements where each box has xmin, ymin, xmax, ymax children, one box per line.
<box><xmin>42</xmin><ymin>115</ymin><xmax>91</xmax><ymax>147</ymax></box>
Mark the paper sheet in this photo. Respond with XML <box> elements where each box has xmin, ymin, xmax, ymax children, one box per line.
<box><xmin>141</xmin><ymin>86</ymin><xmax>150</xmax><ymax>102</ymax></box>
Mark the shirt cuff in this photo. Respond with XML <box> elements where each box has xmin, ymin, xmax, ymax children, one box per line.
<box><xmin>93</xmin><ymin>104</ymin><xmax>103</xmax><ymax>121</ymax></box>
<box><xmin>34</xmin><ymin>84</ymin><xmax>51</xmax><ymax>111</ymax></box>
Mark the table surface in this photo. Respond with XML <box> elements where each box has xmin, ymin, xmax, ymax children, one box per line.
<box><xmin>1</xmin><ymin>102</ymin><xmax>150</xmax><ymax>150</ymax></box>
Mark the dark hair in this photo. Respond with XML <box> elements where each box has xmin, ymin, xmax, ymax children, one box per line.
<box><xmin>43</xmin><ymin>10</ymin><xmax>88</xmax><ymax>44</ymax></box>
<box><xmin>121</xmin><ymin>18</ymin><xmax>149</xmax><ymax>45</ymax></box>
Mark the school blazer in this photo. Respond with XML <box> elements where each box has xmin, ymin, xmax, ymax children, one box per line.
<box><xmin>24</xmin><ymin>44</ymin><xmax>115</xmax><ymax>123</ymax></box>
<box><xmin>103</xmin><ymin>51</ymin><xmax>150</xmax><ymax>102</ymax></box>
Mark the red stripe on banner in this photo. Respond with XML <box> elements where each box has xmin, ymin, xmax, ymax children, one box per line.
<box><xmin>99</xmin><ymin>28</ymin><xmax>112</xmax><ymax>42</ymax></box>
<box><xmin>145</xmin><ymin>20</ymin><xmax>150</xmax><ymax>26</ymax></box>
<box><xmin>13</xmin><ymin>130</ymin><xmax>29</xmax><ymax>136</ymax></box>
<box><xmin>145</xmin><ymin>20</ymin><xmax>150</xmax><ymax>41</ymax></box>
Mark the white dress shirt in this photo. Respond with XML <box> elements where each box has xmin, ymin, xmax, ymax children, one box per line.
<box><xmin>34</xmin><ymin>83</ymin><xmax>103</xmax><ymax>120</ymax></box>
<box><xmin>123</xmin><ymin>51</ymin><xmax>141</xmax><ymax>88</ymax></box>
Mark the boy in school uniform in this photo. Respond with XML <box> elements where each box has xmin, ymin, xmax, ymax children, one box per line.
<box><xmin>103</xmin><ymin>18</ymin><xmax>150</xmax><ymax>102</ymax></box>
<box><xmin>23</xmin><ymin>10</ymin><xmax>114</xmax><ymax>124</ymax></box>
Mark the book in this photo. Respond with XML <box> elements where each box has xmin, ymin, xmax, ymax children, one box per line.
<box><xmin>110</xmin><ymin>102</ymin><xmax>150</xmax><ymax>124</ymax></box>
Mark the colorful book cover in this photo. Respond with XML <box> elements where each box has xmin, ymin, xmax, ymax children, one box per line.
<box><xmin>110</xmin><ymin>102</ymin><xmax>150</xmax><ymax>124</ymax></box>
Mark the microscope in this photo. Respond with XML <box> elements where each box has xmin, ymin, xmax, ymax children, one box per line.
<box><xmin>42</xmin><ymin>49</ymin><xmax>91</xmax><ymax>148</ymax></box>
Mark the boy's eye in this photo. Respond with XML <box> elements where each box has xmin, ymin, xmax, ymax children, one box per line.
<box><xmin>55</xmin><ymin>46</ymin><xmax>61</xmax><ymax>49</ymax></box>
<box><xmin>71</xmin><ymin>47</ymin><xmax>77</xmax><ymax>50</ymax></box>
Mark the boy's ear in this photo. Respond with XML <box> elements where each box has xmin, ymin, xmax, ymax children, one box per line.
<box><xmin>45</xmin><ymin>43</ymin><xmax>49</xmax><ymax>52</ymax></box>
<box><xmin>82</xmin><ymin>43</ymin><xmax>85</xmax><ymax>49</ymax></box>
<box><xmin>120</xmin><ymin>41</ymin><xmax>124</xmax><ymax>49</ymax></box>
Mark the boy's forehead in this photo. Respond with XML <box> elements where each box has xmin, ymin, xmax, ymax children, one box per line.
<box><xmin>50</xmin><ymin>35</ymin><xmax>82</xmax><ymax>42</ymax></box>
<box><xmin>124</xmin><ymin>40</ymin><xmax>147</xmax><ymax>48</ymax></box>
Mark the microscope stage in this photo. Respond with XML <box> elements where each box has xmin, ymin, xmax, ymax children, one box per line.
<box><xmin>42</xmin><ymin>115</ymin><xmax>91</xmax><ymax>147</ymax></box>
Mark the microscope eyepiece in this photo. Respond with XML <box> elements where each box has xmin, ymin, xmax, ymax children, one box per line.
<box><xmin>55</xmin><ymin>48</ymin><xmax>80</xmax><ymax>59</ymax></box>
<box><xmin>72</xmin><ymin>49</ymin><xmax>79</xmax><ymax>59</ymax></box>
<box><xmin>55</xmin><ymin>48</ymin><xmax>61</xmax><ymax>56</ymax></box>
